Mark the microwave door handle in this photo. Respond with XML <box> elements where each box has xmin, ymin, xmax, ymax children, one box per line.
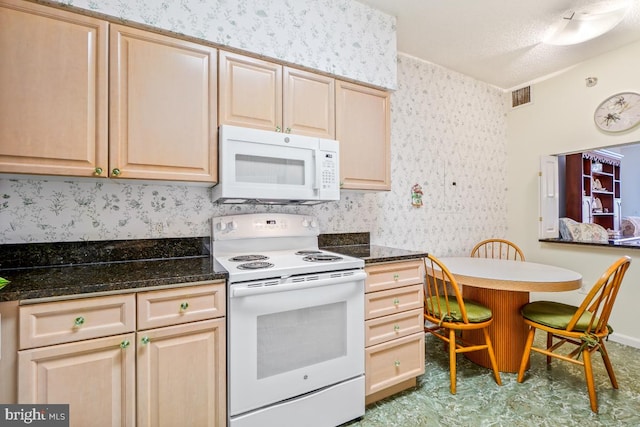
<box><xmin>314</xmin><ymin>152</ymin><xmax>321</xmax><ymax>193</ymax></box>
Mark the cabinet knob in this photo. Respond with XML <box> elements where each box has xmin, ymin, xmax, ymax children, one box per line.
<box><xmin>141</xmin><ymin>336</ymin><xmax>150</xmax><ymax>345</ymax></box>
<box><xmin>93</xmin><ymin>167</ymin><xmax>103</xmax><ymax>176</ymax></box>
<box><xmin>120</xmin><ymin>340</ymin><xmax>130</xmax><ymax>349</ymax></box>
<box><xmin>74</xmin><ymin>316</ymin><xmax>85</xmax><ymax>327</ymax></box>
<box><xmin>285</xmin><ymin>127</ymin><xmax>291</xmax><ymax>133</ymax></box>
<box><xmin>394</xmin><ymin>360</ymin><xmax>401</xmax><ymax>367</ymax></box>
<box><xmin>393</xmin><ymin>298</ymin><xmax>400</xmax><ymax>305</ymax></box>
<box><xmin>112</xmin><ymin>168</ymin><xmax>121</xmax><ymax>176</ymax></box>
<box><xmin>180</xmin><ymin>302</ymin><xmax>189</xmax><ymax>311</ymax></box>
<box><xmin>275</xmin><ymin>126</ymin><xmax>282</xmax><ymax>132</ymax></box>
<box><xmin>393</xmin><ymin>273</ymin><xmax>400</xmax><ymax>281</ymax></box>
<box><xmin>393</xmin><ymin>325</ymin><xmax>400</xmax><ymax>332</ymax></box>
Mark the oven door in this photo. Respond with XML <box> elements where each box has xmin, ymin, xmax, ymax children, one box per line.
<box><xmin>228</xmin><ymin>270</ymin><xmax>366</xmax><ymax>417</ymax></box>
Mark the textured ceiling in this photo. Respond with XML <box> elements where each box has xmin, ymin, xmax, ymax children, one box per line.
<box><xmin>355</xmin><ymin>0</ymin><xmax>640</xmax><ymax>90</ymax></box>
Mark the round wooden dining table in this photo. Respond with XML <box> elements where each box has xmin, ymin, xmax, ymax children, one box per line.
<box><xmin>434</xmin><ymin>257</ymin><xmax>582</xmax><ymax>373</ymax></box>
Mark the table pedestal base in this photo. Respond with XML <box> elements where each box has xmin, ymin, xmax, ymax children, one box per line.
<box><xmin>462</xmin><ymin>287</ymin><xmax>530</xmax><ymax>373</ymax></box>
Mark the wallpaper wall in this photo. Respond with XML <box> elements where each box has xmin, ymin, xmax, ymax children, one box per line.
<box><xmin>47</xmin><ymin>0</ymin><xmax>397</xmax><ymax>89</ymax></box>
<box><xmin>0</xmin><ymin>54</ymin><xmax>508</xmax><ymax>256</ymax></box>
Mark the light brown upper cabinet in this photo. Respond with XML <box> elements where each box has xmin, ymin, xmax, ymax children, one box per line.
<box><xmin>110</xmin><ymin>25</ymin><xmax>218</xmax><ymax>182</ymax></box>
<box><xmin>219</xmin><ymin>51</ymin><xmax>335</xmax><ymax>138</ymax></box>
<box><xmin>336</xmin><ymin>81</ymin><xmax>391</xmax><ymax>191</ymax></box>
<box><xmin>0</xmin><ymin>0</ymin><xmax>217</xmax><ymax>183</ymax></box>
<box><xmin>0</xmin><ymin>0</ymin><xmax>108</xmax><ymax>177</ymax></box>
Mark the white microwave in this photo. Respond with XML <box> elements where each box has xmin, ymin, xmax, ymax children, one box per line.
<box><xmin>212</xmin><ymin>125</ymin><xmax>340</xmax><ymax>204</ymax></box>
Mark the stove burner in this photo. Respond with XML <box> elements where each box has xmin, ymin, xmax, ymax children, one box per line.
<box><xmin>229</xmin><ymin>255</ymin><xmax>269</xmax><ymax>262</ymax></box>
<box><xmin>303</xmin><ymin>254</ymin><xmax>343</xmax><ymax>262</ymax></box>
<box><xmin>237</xmin><ymin>261</ymin><xmax>274</xmax><ymax>270</ymax></box>
<box><xmin>295</xmin><ymin>250</ymin><xmax>324</xmax><ymax>255</ymax></box>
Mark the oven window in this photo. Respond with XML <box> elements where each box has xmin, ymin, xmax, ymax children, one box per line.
<box><xmin>256</xmin><ymin>302</ymin><xmax>347</xmax><ymax>379</ymax></box>
<box><xmin>236</xmin><ymin>154</ymin><xmax>305</xmax><ymax>185</ymax></box>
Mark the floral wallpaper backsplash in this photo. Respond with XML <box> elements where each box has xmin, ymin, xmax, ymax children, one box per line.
<box><xmin>48</xmin><ymin>0</ymin><xmax>398</xmax><ymax>90</ymax></box>
<box><xmin>1</xmin><ymin>54</ymin><xmax>508</xmax><ymax>256</ymax></box>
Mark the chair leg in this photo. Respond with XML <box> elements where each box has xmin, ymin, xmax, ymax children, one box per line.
<box><xmin>599</xmin><ymin>342</ymin><xmax>619</xmax><ymax>389</ymax></box>
<box><xmin>583</xmin><ymin>349</ymin><xmax>599</xmax><ymax>413</ymax></box>
<box><xmin>546</xmin><ymin>332</ymin><xmax>553</xmax><ymax>364</ymax></box>
<box><xmin>449</xmin><ymin>328</ymin><xmax>457</xmax><ymax>394</ymax></box>
<box><xmin>517</xmin><ymin>327</ymin><xmax>536</xmax><ymax>383</ymax></box>
<box><xmin>482</xmin><ymin>327</ymin><xmax>502</xmax><ymax>386</ymax></box>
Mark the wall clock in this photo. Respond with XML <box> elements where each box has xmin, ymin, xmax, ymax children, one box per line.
<box><xmin>594</xmin><ymin>92</ymin><xmax>640</xmax><ymax>132</ymax></box>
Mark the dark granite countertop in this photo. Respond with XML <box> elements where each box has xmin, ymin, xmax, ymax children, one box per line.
<box><xmin>0</xmin><ymin>238</ymin><xmax>225</xmax><ymax>302</ymax></box>
<box><xmin>324</xmin><ymin>244</ymin><xmax>427</xmax><ymax>264</ymax></box>
<box><xmin>0</xmin><ymin>256</ymin><xmax>225</xmax><ymax>302</ymax></box>
<box><xmin>319</xmin><ymin>232</ymin><xmax>427</xmax><ymax>264</ymax></box>
<box><xmin>0</xmin><ymin>234</ymin><xmax>427</xmax><ymax>302</ymax></box>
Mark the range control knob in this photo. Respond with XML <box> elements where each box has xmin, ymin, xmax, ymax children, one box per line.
<box><xmin>217</xmin><ymin>222</ymin><xmax>227</xmax><ymax>231</ymax></box>
<box><xmin>228</xmin><ymin>221</ymin><xmax>238</xmax><ymax>230</ymax></box>
<box><xmin>302</xmin><ymin>218</ymin><xmax>310</xmax><ymax>227</ymax></box>
<box><xmin>310</xmin><ymin>220</ymin><xmax>318</xmax><ymax>228</ymax></box>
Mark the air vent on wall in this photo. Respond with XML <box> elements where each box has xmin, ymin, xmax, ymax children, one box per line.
<box><xmin>511</xmin><ymin>86</ymin><xmax>531</xmax><ymax>108</ymax></box>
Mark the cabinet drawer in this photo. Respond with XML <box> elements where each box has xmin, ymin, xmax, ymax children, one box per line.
<box><xmin>365</xmin><ymin>332</ymin><xmax>425</xmax><ymax>396</ymax></box>
<box><xmin>365</xmin><ymin>308</ymin><xmax>423</xmax><ymax>347</ymax></box>
<box><xmin>19</xmin><ymin>294</ymin><xmax>136</xmax><ymax>350</ymax></box>
<box><xmin>137</xmin><ymin>282</ymin><xmax>225</xmax><ymax>330</ymax></box>
<box><xmin>365</xmin><ymin>284</ymin><xmax>423</xmax><ymax>320</ymax></box>
<box><xmin>365</xmin><ymin>260</ymin><xmax>423</xmax><ymax>293</ymax></box>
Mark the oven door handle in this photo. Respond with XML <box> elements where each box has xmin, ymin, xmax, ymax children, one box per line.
<box><xmin>230</xmin><ymin>271</ymin><xmax>367</xmax><ymax>298</ymax></box>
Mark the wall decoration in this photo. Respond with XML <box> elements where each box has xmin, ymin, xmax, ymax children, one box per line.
<box><xmin>411</xmin><ymin>184</ymin><xmax>423</xmax><ymax>207</ymax></box>
<box><xmin>594</xmin><ymin>92</ymin><xmax>640</xmax><ymax>132</ymax></box>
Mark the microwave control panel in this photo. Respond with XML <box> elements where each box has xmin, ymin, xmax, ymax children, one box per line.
<box><xmin>321</xmin><ymin>153</ymin><xmax>337</xmax><ymax>189</ymax></box>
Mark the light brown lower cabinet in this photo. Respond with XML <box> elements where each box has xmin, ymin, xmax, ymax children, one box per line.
<box><xmin>19</xmin><ymin>332</ymin><xmax>137</xmax><ymax>426</ymax></box>
<box><xmin>17</xmin><ymin>281</ymin><xmax>226</xmax><ymax>427</ymax></box>
<box><xmin>364</xmin><ymin>260</ymin><xmax>425</xmax><ymax>405</ymax></box>
<box><xmin>137</xmin><ymin>319</ymin><xmax>225</xmax><ymax>427</ymax></box>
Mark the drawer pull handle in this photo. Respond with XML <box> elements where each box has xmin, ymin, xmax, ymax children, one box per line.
<box><xmin>394</xmin><ymin>360</ymin><xmax>401</xmax><ymax>367</ymax></box>
<box><xmin>141</xmin><ymin>336</ymin><xmax>150</xmax><ymax>345</ymax></box>
<box><xmin>120</xmin><ymin>340</ymin><xmax>130</xmax><ymax>349</ymax></box>
<box><xmin>393</xmin><ymin>298</ymin><xmax>400</xmax><ymax>305</ymax></box>
<box><xmin>393</xmin><ymin>274</ymin><xmax>400</xmax><ymax>281</ymax></box>
<box><xmin>74</xmin><ymin>316</ymin><xmax>85</xmax><ymax>327</ymax></box>
<box><xmin>394</xmin><ymin>325</ymin><xmax>400</xmax><ymax>332</ymax></box>
<box><xmin>180</xmin><ymin>302</ymin><xmax>189</xmax><ymax>311</ymax></box>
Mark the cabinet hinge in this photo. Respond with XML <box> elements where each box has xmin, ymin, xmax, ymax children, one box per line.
<box><xmin>538</xmin><ymin>171</ymin><xmax>542</xmax><ymax>177</ymax></box>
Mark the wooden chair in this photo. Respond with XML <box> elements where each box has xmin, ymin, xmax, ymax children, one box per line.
<box><xmin>423</xmin><ymin>254</ymin><xmax>502</xmax><ymax>394</ymax></box>
<box><xmin>517</xmin><ymin>256</ymin><xmax>631</xmax><ymax>413</ymax></box>
<box><xmin>470</xmin><ymin>238</ymin><xmax>525</xmax><ymax>261</ymax></box>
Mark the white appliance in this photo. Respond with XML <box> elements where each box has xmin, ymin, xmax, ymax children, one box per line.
<box><xmin>212</xmin><ymin>213</ymin><xmax>366</xmax><ymax>427</ymax></box>
<box><xmin>212</xmin><ymin>125</ymin><xmax>340</xmax><ymax>205</ymax></box>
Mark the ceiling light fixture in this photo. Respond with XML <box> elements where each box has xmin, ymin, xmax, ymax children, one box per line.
<box><xmin>543</xmin><ymin>0</ymin><xmax>631</xmax><ymax>46</ymax></box>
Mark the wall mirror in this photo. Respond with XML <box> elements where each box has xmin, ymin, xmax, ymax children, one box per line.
<box><xmin>549</xmin><ymin>141</ymin><xmax>640</xmax><ymax>249</ymax></box>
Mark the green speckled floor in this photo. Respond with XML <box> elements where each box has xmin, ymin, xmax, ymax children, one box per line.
<box><xmin>347</xmin><ymin>334</ymin><xmax>640</xmax><ymax>427</ymax></box>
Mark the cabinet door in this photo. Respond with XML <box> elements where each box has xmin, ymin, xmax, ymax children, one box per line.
<box><xmin>219</xmin><ymin>51</ymin><xmax>282</xmax><ymax>132</ymax></box>
<box><xmin>0</xmin><ymin>0</ymin><xmax>108</xmax><ymax>177</ymax></box>
<box><xmin>110</xmin><ymin>25</ymin><xmax>217</xmax><ymax>182</ymax></box>
<box><xmin>336</xmin><ymin>81</ymin><xmax>391</xmax><ymax>190</ymax></box>
<box><xmin>365</xmin><ymin>332</ymin><xmax>425</xmax><ymax>396</ymax></box>
<box><xmin>283</xmin><ymin>67</ymin><xmax>335</xmax><ymax>138</ymax></box>
<box><xmin>18</xmin><ymin>333</ymin><xmax>136</xmax><ymax>427</ymax></box>
<box><xmin>137</xmin><ymin>319</ymin><xmax>226</xmax><ymax>427</ymax></box>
